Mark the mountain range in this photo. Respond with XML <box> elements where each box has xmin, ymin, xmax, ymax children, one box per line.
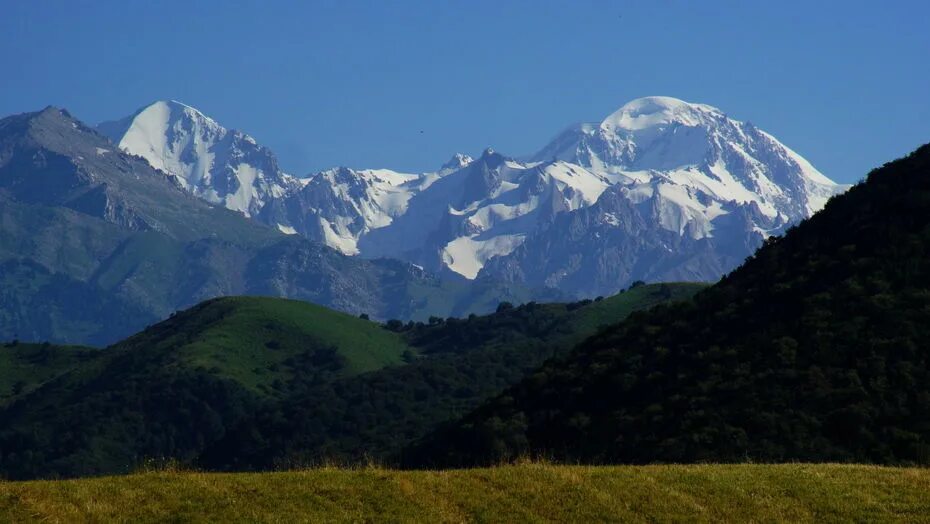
<box><xmin>0</xmin><ymin>96</ymin><xmax>847</xmax><ymax>344</ymax></box>
<box><xmin>102</xmin><ymin>97</ymin><xmax>848</xmax><ymax>296</ymax></box>
<box><xmin>0</xmin><ymin>107</ymin><xmax>554</xmax><ymax>345</ymax></box>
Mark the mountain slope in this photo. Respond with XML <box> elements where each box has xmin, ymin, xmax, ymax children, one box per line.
<box><xmin>1</xmin><ymin>106</ymin><xmax>272</xmax><ymax>241</ymax></box>
<box><xmin>478</xmin><ymin>182</ymin><xmax>763</xmax><ymax>296</ymax></box>
<box><xmin>0</xmin><ymin>284</ymin><xmax>701</xmax><ymax>479</ymax></box>
<box><xmin>258</xmin><ymin>166</ymin><xmax>421</xmax><ymax>254</ymax></box>
<box><xmin>0</xmin><ymin>297</ymin><xmax>413</xmax><ymax>479</ymax></box>
<box><xmin>0</xmin><ymin>342</ymin><xmax>96</xmax><ymax>403</ymax></box>
<box><xmin>363</xmin><ymin>96</ymin><xmax>845</xmax><ymax>288</ymax></box>
<box><xmin>103</xmin><ymin>98</ymin><xmax>845</xmax><ymax>294</ymax></box>
<box><xmin>409</xmin><ymin>143</ymin><xmax>930</xmax><ymax>467</ymax></box>
<box><xmin>532</xmin><ymin>96</ymin><xmax>841</xmax><ymax>220</ymax></box>
<box><xmin>200</xmin><ymin>283</ymin><xmax>704</xmax><ymax>469</ymax></box>
<box><xmin>479</xmin><ymin>96</ymin><xmax>849</xmax><ymax>295</ymax></box>
<box><xmin>359</xmin><ymin>150</ymin><xmax>611</xmax><ymax>277</ymax></box>
<box><xmin>98</xmin><ymin>100</ymin><xmax>298</xmax><ymax>217</ymax></box>
<box><xmin>0</xmin><ymin>107</ymin><xmax>555</xmax><ymax>344</ymax></box>
<box><xmin>263</xmin><ymin>154</ymin><xmax>471</xmax><ymax>256</ymax></box>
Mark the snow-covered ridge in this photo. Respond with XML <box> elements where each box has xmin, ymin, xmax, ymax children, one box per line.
<box><xmin>285</xmin><ymin>166</ymin><xmax>421</xmax><ymax>255</ymax></box>
<box><xmin>601</xmin><ymin>96</ymin><xmax>721</xmax><ymax>131</ymax></box>
<box><xmin>101</xmin><ymin>97</ymin><xmax>849</xmax><ymax>290</ymax></box>
<box><xmin>98</xmin><ymin>100</ymin><xmax>296</xmax><ymax>217</ymax></box>
<box><xmin>532</xmin><ymin>96</ymin><xmax>847</xmax><ymax>225</ymax></box>
<box><xmin>358</xmin><ymin>150</ymin><xmax>612</xmax><ymax>278</ymax></box>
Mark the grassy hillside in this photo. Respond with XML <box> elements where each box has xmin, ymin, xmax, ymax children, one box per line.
<box><xmin>0</xmin><ymin>342</ymin><xmax>96</xmax><ymax>403</ymax></box>
<box><xmin>116</xmin><ymin>296</ymin><xmax>411</xmax><ymax>394</ymax></box>
<box><xmin>199</xmin><ymin>283</ymin><xmax>704</xmax><ymax>469</ymax></box>
<box><xmin>412</xmin><ymin>143</ymin><xmax>930</xmax><ymax>467</ymax></box>
<box><xmin>0</xmin><ymin>297</ymin><xmax>413</xmax><ymax>479</ymax></box>
<box><xmin>0</xmin><ymin>284</ymin><xmax>702</xmax><ymax>479</ymax></box>
<box><xmin>0</xmin><ymin>464</ymin><xmax>926</xmax><ymax>522</ymax></box>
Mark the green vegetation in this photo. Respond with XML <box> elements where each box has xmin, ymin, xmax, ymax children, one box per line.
<box><xmin>0</xmin><ymin>284</ymin><xmax>700</xmax><ymax>479</ymax></box>
<box><xmin>117</xmin><ymin>297</ymin><xmax>412</xmax><ymax>393</ymax></box>
<box><xmin>412</xmin><ymin>143</ymin><xmax>930</xmax><ymax>467</ymax></box>
<box><xmin>201</xmin><ymin>283</ymin><xmax>702</xmax><ymax>470</ymax></box>
<box><xmin>0</xmin><ymin>464</ymin><xmax>926</xmax><ymax>522</ymax></box>
<box><xmin>0</xmin><ymin>342</ymin><xmax>96</xmax><ymax>402</ymax></box>
<box><xmin>0</xmin><ymin>297</ymin><xmax>413</xmax><ymax>479</ymax></box>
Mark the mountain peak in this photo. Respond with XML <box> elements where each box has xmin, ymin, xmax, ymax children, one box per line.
<box><xmin>8</xmin><ymin>105</ymin><xmax>100</xmax><ymax>150</ymax></box>
<box><xmin>37</xmin><ymin>105</ymin><xmax>68</xmax><ymax>116</ymax></box>
<box><xmin>27</xmin><ymin>105</ymin><xmax>80</xmax><ymax>127</ymax></box>
<box><xmin>600</xmin><ymin>96</ymin><xmax>723</xmax><ymax>131</ymax></box>
<box><xmin>140</xmin><ymin>100</ymin><xmax>227</xmax><ymax>135</ymax></box>
<box><xmin>441</xmin><ymin>153</ymin><xmax>474</xmax><ymax>171</ymax></box>
<box><xmin>98</xmin><ymin>100</ymin><xmax>291</xmax><ymax>217</ymax></box>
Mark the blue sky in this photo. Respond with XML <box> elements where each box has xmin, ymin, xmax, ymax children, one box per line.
<box><xmin>1</xmin><ymin>0</ymin><xmax>927</xmax><ymax>183</ymax></box>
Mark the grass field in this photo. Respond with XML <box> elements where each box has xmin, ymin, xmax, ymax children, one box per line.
<box><xmin>0</xmin><ymin>464</ymin><xmax>927</xmax><ymax>522</ymax></box>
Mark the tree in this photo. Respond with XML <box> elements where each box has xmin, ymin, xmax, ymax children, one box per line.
<box><xmin>496</xmin><ymin>302</ymin><xmax>514</xmax><ymax>313</ymax></box>
<box><xmin>384</xmin><ymin>319</ymin><xmax>404</xmax><ymax>332</ymax></box>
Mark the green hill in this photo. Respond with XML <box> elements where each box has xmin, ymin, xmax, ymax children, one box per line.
<box><xmin>115</xmin><ymin>296</ymin><xmax>412</xmax><ymax>394</ymax></box>
<box><xmin>0</xmin><ymin>284</ymin><xmax>701</xmax><ymax>479</ymax></box>
<box><xmin>200</xmin><ymin>283</ymin><xmax>704</xmax><ymax>470</ymax></box>
<box><xmin>0</xmin><ymin>297</ymin><xmax>411</xmax><ymax>478</ymax></box>
<box><xmin>0</xmin><ymin>342</ymin><xmax>96</xmax><ymax>403</ymax></box>
<box><xmin>0</xmin><ymin>464</ymin><xmax>926</xmax><ymax>522</ymax></box>
<box><xmin>410</xmin><ymin>143</ymin><xmax>930</xmax><ymax>467</ymax></box>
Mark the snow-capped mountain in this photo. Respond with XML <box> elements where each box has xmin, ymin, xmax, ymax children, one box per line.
<box><xmin>260</xmin><ymin>167</ymin><xmax>420</xmax><ymax>254</ymax></box>
<box><xmin>98</xmin><ymin>100</ymin><xmax>298</xmax><ymax>217</ymax></box>
<box><xmin>99</xmin><ymin>97</ymin><xmax>848</xmax><ymax>296</ymax></box>
<box><xmin>475</xmin><ymin>96</ymin><xmax>849</xmax><ymax>294</ymax></box>
<box><xmin>359</xmin><ymin>149</ymin><xmax>612</xmax><ymax>278</ymax></box>
<box><xmin>360</xmin><ymin>97</ymin><xmax>846</xmax><ymax>286</ymax></box>
<box><xmin>259</xmin><ymin>155</ymin><xmax>475</xmax><ymax>255</ymax></box>
<box><xmin>0</xmin><ymin>105</ymin><xmax>567</xmax><ymax>344</ymax></box>
<box><xmin>532</xmin><ymin>96</ymin><xmax>842</xmax><ymax>228</ymax></box>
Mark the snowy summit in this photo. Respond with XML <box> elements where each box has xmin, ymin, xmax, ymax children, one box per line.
<box><xmin>98</xmin><ymin>100</ymin><xmax>298</xmax><ymax>217</ymax></box>
<box><xmin>101</xmin><ymin>96</ymin><xmax>849</xmax><ymax>296</ymax></box>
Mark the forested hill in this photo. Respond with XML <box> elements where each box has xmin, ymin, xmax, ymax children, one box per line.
<box><xmin>408</xmin><ymin>143</ymin><xmax>930</xmax><ymax>467</ymax></box>
<box><xmin>0</xmin><ymin>284</ymin><xmax>700</xmax><ymax>479</ymax></box>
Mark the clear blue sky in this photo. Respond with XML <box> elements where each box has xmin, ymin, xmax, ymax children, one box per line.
<box><xmin>2</xmin><ymin>0</ymin><xmax>927</xmax><ymax>183</ymax></box>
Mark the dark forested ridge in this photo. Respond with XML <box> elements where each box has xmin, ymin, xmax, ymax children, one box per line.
<box><xmin>408</xmin><ymin>143</ymin><xmax>930</xmax><ymax>467</ymax></box>
<box><xmin>0</xmin><ymin>284</ymin><xmax>700</xmax><ymax>479</ymax></box>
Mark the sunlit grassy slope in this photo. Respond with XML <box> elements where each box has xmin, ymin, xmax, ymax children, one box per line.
<box><xmin>114</xmin><ymin>296</ymin><xmax>413</xmax><ymax>394</ymax></box>
<box><xmin>0</xmin><ymin>464</ymin><xmax>926</xmax><ymax>522</ymax></box>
